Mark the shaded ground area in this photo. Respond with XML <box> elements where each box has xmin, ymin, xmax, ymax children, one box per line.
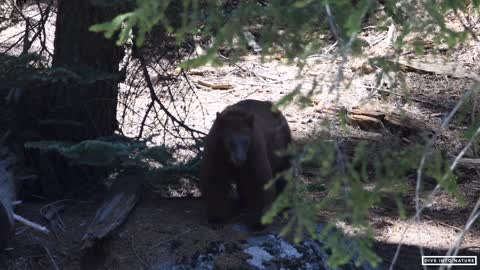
<box><xmin>2</xmin><ymin>195</ymin><xmax>374</xmax><ymax>270</ymax></box>
<box><xmin>3</xmin><ymin>193</ymin><xmax>479</xmax><ymax>270</ymax></box>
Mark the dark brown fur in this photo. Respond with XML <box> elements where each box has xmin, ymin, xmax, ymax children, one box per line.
<box><xmin>200</xmin><ymin>99</ymin><xmax>291</xmax><ymax>226</ymax></box>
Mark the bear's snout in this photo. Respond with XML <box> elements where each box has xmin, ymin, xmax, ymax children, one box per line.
<box><xmin>227</xmin><ymin>135</ymin><xmax>250</xmax><ymax>167</ymax></box>
<box><xmin>230</xmin><ymin>151</ymin><xmax>247</xmax><ymax>167</ymax></box>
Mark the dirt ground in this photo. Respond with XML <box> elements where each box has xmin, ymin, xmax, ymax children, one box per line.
<box><xmin>2</xmin><ymin>3</ymin><xmax>480</xmax><ymax>270</ymax></box>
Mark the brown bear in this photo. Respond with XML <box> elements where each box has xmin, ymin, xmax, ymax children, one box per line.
<box><xmin>200</xmin><ymin>99</ymin><xmax>292</xmax><ymax>227</ymax></box>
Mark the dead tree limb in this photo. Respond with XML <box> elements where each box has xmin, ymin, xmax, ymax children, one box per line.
<box><xmin>81</xmin><ymin>170</ymin><xmax>145</xmax><ymax>249</ymax></box>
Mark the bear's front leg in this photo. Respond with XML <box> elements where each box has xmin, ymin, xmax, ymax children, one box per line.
<box><xmin>205</xmin><ymin>183</ymin><xmax>234</xmax><ymax>223</ymax></box>
<box><xmin>238</xmin><ymin>152</ymin><xmax>275</xmax><ymax>228</ymax></box>
<box><xmin>201</xmin><ymin>165</ymin><xmax>235</xmax><ymax>223</ymax></box>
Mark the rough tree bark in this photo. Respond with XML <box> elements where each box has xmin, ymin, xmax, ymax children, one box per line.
<box><xmin>47</xmin><ymin>0</ymin><xmax>123</xmax><ymax>140</ymax></box>
<box><xmin>23</xmin><ymin>0</ymin><xmax>124</xmax><ymax>198</ymax></box>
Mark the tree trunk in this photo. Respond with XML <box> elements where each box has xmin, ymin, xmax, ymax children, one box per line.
<box><xmin>23</xmin><ymin>0</ymin><xmax>124</xmax><ymax>198</ymax></box>
<box><xmin>44</xmin><ymin>0</ymin><xmax>124</xmax><ymax>140</ymax></box>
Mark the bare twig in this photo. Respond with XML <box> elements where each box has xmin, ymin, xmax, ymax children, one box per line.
<box><xmin>423</xmin><ymin>215</ymin><xmax>462</xmax><ymax>231</ymax></box>
<box><xmin>12</xmin><ymin>200</ymin><xmax>22</xmax><ymax>206</ymax></box>
<box><xmin>137</xmin><ymin>100</ymin><xmax>154</xmax><ymax>139</ymax></box>
<box><xmin>364</xmin><ymin>85</ymin><xmax>439</xmax><ymax>107</ymax></box>
<box><xmin>444</xmin><ymin>201</ymin><xmax>480</xmax><ymax>270</ymax></box>
<box><xmin>13</xmin><ymin>213</ymin><xmax>50</xmax><ymax>234</ymax></box>
<box><xmin>324</xmin><ymin>0</ymin><xmax>369</xmax><ymax>225</ymax></box>
<box><xmin>390</xmin><ymin>89</ymin><xmax>473</xmax><ymax>270</ymax></box>
<box><xmin>42</xmin><ymin>244</ymin><xmax>60</xmax><ymax>270</ymax></box>
<box><xmin>441</xmin><ymin>128</ymin><xmax>480</xmax><ymax>270</ymax></box>
<box><xmin>137</xmin><ymin>49</ymin><xmax>207</xmax><ymax>138</ymax></box>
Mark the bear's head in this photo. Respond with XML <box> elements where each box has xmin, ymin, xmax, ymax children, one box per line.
<box><xmin>215</xmin><ymin>111</ymin><xmax>254</xmax><ymax>167</ymax></box>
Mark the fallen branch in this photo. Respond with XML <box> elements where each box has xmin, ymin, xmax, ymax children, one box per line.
<box><xmin>455</xmin><ymin>158</ymin><xmax>480</xmax><ymax>169</ymax></box>
<box><xmin>197</xmin><ymin>80</ymin><xmax>233</xmax><ymax>90</ymax></box>
<box><xmin>365</xmin><ymin>85</ymin><xmax>439</xmax><ymax>107</ymax></box>
<box><xmin>13</xmin><ymin>213</ymin><xmax>50</xmax><ymax>234</ymax></box>
<box><xmin>81</xmin><ymin>170</ymin><xmax>144</xmax><ymax>249</ymax></box>
<box><xmin>389</xmin><ymin>57</ymin><xmax>480</xmax><ymax>81</ymax></box>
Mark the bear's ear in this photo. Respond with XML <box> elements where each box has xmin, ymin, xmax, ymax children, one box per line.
<box><xmin>215</xmin><ymin>112</ymin><xmax>223</xmax><ymax>125</ymax></box>
<box><xmin>245</xmin><ymin>114</ymin><xmax>254</xmax><ymax>128</ymax></box>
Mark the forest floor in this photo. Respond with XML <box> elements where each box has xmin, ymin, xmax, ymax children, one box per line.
<box><xmin>2</xmin><ymin>3</ymin><xmax>480</xmax><ymax>270</ymax></box>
